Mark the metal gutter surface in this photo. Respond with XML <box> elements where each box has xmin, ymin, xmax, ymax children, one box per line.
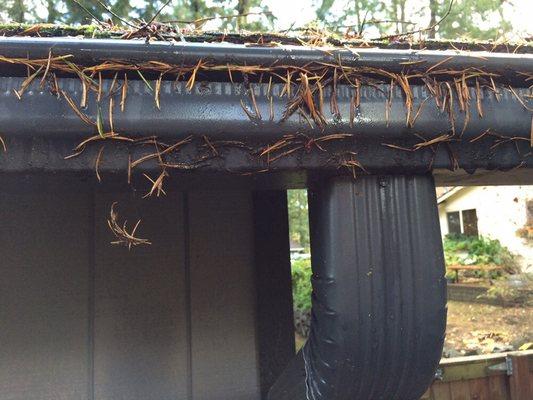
<box><xmin>0</xmin><ymin>38</ymin><xmax>531</xmax><ymax>186</ymax></box>
<box><xmin>0</xmin><ymin>37</ymin><xmax>532</xmax><ymax>77</ymax></box>
<box><xmin>0</xmin><ymin>77</ymin><xmax>530</xmax><ymax>139</ymax></box>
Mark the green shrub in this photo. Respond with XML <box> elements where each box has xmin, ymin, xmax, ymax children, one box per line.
<box><xmin>291</xmin><ymin>259</ymin><xmax>312</xmax><ymax>313</ymax></box>
<box><xmin>443</xmin><ymin>234</ymin><xmax>518</xmax><ymax>273</ymax></box>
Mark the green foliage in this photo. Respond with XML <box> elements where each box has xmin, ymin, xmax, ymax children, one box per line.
<box><xmin>444</xmin><ymin>234</ymin><xmax>518</xmax><ymax>272</ymax></box>
<box><xmin>215</xmin><ymin>0</ymin><xmax>274</xmax><ymax>31</ymax></box>
<box><xmin>287</xmin><ymin>190</ymin><xmax>310</xmax><ymax>249</ymax></box>
<box><xmin>433</xmin><ymin>0</ymin><xmax>512</xmax><ymax>40</ymax></box>
<box><xmin>0</xmin><ymin>0</ymin><xmax>516</xmax><ymax>40</ymax></box>
<box><xmin>291</xmin><ymin>236</ymin><xmax>522</xmax><ymax>315</ymax></box>
<box><xmin>291</xmin><ymin>259</ymin><xmax>312</xmax><ymax>313</ymax></box>
<box><xmin>291</xmin><ymin>237</ymin><xmax>521</xmax><ymax>315</ymax></box>
<box><xmin>317</xmin><ymin>0</ymin><xmax>384</xmax><ymax>34</ymax></box>
<box><xmin>45</xmin><ymin>0</ymin><xmax>61</xmax><ymax>23</ymax></box>
<box><xmin>0</xmin><ymin>0</ymin><xmax>273</xmax><ymax>31</ymax></box>
<box><xmin>165</xmin><ymin>0</ymin><xmax>210</xmax><ymax>24</ymax></box>
<box><xmin>110</xmin><ymin>0</ymin><xmax>134</xmax><ymax>22</ymax></box>
<box><xmin>445</xmin><ymin>269</ymin><xmax>458</xmax><ymax>281</ymax></box>
<box><xmin>0</xmin><ymin>1</ymin><xmax>134</xmax><ymax>25</ymax></box>
<box><xmin>0</xmin><ymin>22</ymin><xmax>123</xmax><ymax>37</ymax></box>
<box><xmin>314</xmin><ymin>0</ymin><xmax>513</xmax><ymax>40</ymax></box>
<box><xmin>3</xmin><ymin>0</ymin><xmax>30</xmax><ymax>23</ymax></box>
<box><xmin>62</xmin><ymin>0</ymin><xmax>104</xmax><ymax>25</ymax></box>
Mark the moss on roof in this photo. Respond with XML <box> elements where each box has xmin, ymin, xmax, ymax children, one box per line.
<box><xmin>1</xmin><ymin>23</ymin><xmax>532</xmax><ymax>54</ymax></box>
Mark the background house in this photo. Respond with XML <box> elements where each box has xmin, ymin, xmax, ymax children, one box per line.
<box><xmin>437</xmin><ymin>186</ymin><xmax>533</xmax><ymax>272</ymax></box>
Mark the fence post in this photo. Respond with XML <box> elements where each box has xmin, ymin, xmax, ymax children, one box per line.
<box><xmin>509</xmin><ymin>351</ymin><xmax>533</xmax><ymax>400</ymax></box>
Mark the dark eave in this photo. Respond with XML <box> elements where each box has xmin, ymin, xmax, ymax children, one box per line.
<box><xmin>0</xmin><ymin>36</ymin><xmax>532</xmax><ymax>187</ymax></box>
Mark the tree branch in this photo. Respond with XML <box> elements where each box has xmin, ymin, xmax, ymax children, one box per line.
<box><xmin>163</xmin><ymin>11</ymin><xmax>273</xmax><ymax>26</ymax></box>
<box><xmin>70</xmin><ymin>0</ymin><xmax>105</xmax><ymax>26</ymax></box>
<box><xmin>377</xmin><ymin>0</ymin><xmax>455</xmax><ymax>40</ymax></box>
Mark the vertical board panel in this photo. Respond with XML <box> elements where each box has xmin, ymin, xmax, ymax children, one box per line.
<box><xmin>468</xmin><ymin>377</ymin><xmax>490</xmax><ymax>400</ymax></box>
<box><xmin>431</xmin><ymin>382</ymin><xmax>452</xmax><ymax>400</ymax></box>
<box><xmin>450</xmin><ymin>380</ymin><xmax>471</xmax><ymax>400</ymax></box>
<box><xmin>189</xmin><ymin>191</ymin><xmax>260</xmax><ymax>400</ymax></box>
<box><xmin>488</xmin><ymin>374</ymin><xmax>511</xmax><ymax>399</ymax></box>
<box><xmin>253</xmin><ymin>191</ymin><xmax>295</xmax><ymax>397</ymax></box>
<box><xmin>509</xmin><ymin>353</ymin><xmax>533</xmax><ymax>400</ymax></box>
<box><xmin>0</xmin><ymin>187</ymin><xmax>91</xmax><ymax>400</ymax></box>
<box><xmin>1</xmin><ymin>179</ymin><xmax>265</xmax><ymax>400</ymax></box>
<box><xmin>93</xmin><ymin>191</ymin><xmax>189</xmax><ymax>400</ymax></box>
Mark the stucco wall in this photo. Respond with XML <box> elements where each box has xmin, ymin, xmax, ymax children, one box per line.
<box><xmin>438</xmin><ymin>186</ymin><xmax>533</xmax><ymax>272</ymax></box>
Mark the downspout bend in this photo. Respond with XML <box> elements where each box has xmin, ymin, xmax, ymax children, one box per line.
<box><xmin>270</xmin><ymin>174</ymin><xmax>447</xmax><ymax>400</ymax></box>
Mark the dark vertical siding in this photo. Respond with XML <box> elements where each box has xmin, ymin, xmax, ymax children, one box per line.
<box><xmin>188</xmin><ymin>191</ymin><xmax>260</xmax><ymax>400</ymax></box>
<box><xmin>93</xmin><ymin>191</ymin><xmax>190</xmax><ymax>400</ymax></box>
<box><xmin>0</xmin><ymin>189</ymin><xmax>91</xmax><ymax>400</ymax></box>
<box><xmin>253</xmin><ymin>191</ymin><xmax>295</xmax><ymax>398</ymax></box>
<box><xmin>0</xmin><ymin>176</ymin><xmax>289</xmax><ymax>400</ymax></box>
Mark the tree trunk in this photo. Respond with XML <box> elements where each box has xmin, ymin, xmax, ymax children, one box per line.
<box><xmin>399</xmin><ymin>0</ymin><xmax>406</xmax><ymax>33</ymax></box>
<box><xmin>191</xmin><ymin>0</ymin><xmax>202</xmax><ymax>28</ymax></box>
<box><xmin>428</xmin><ymin>0</ymin><xmax>438</xmax><ymax>39</ymax></box>
<box><xmin>391</xmin><ymin>0</ymin><xmax>400</xmax><ymax>34</ymax></box>
<box><xmin>10</xmin><ymin>0</ymin><xmax>26</xmax><ymax>23</ymax></box>
<box><xmin>236</xmin><ymin>0</ymin><xmax>250</xmax><ymax>30</ymax></box>
<box><xmin>354</xmin><ymin>1</ymin><xmax>361</xmax><ymax>33</ymax></box>
<box><xmin>46</xmin><ymin>0</ymin><xmax>59</xmax><ymax>23</ymax></box>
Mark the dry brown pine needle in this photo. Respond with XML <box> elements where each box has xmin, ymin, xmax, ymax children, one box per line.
<box><xmin>107</xmin><ymin>202</ymin><xmax>151</xmax><ymax>249</ymax></box>
<box><xmin>0</xmin><ymin>135</ymin><xmax>7</xmax><ymax>152</ymax></box>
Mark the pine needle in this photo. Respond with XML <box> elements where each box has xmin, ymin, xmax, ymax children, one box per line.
<box><xmin>137</xmin><ymin>70</ymin><xmax>153</xmax><ymax>91</ymax></box>
<box><xmin>143</xmin><ymin>169</ymin><xmax>168</xmax><ymax>198</ymax></box>
<box><xmin>95</xmin><ymin>145</ymin><xmax>105</xmax><ymax>182</ymax></box>
<box><xmin>509</xmin><ymin>86</ymin><xmax>533</xmax><ymax>112</ymax></box>
<box><xmin>109</xmin><ymin>97</ymin><xmax>115</xmax><ymax>133</ymax></box>
<box><xmin>155</xmin><ymin>74</ymin><xmax>163</xmax><ymax>109</ymax></box>
<box><xmin>107</xmin><ymin>202</ymin><xmax>151</xmax><ymax>249</ymax></box>
<box><xmin>530</xmin><ymin>115</ymin><xmax>533</xmax><ymax>148</ymax></box>
<box><xmin>96</xmin><ymin>105</ymin><xmax>105</xmax><ymax>137</ymax></box>
<box><xmin>61</xmin><ymin>90</ymin><xmax>95</xmax><ymax>126</ymax></box>
<box><xmin>15</xmin><ymin>65</ymin><xmax>44</xmax><ymax>98</ymax></box>
<box><xmin>0</xmin><ymin>135</ymin><xmax>6</xmax><ymax>152</ymax></box>
<box><xmin>121</xmin><ymin>73</ymin><xmax>128</xmax><ymax>112</ymax></box>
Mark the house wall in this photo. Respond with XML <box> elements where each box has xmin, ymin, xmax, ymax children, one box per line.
<box><xmin>437</xmin><ymin>186</ymin><xmax>533</xmax><ymax>272</ymax></box>
<box><xmin>0</xmin><ymin>175</ymin><xmax>295</xmax><ymax>400</ymax></box>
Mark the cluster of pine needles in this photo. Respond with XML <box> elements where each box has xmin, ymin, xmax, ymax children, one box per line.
<box><xmin>1</xmin><ymin>34</ymin><xmax>532</xmax><ymax>247</ymax></box>
<box><xmin>107</xmin><ymin>202</ymin><xmax>151</xmax><ymax>249</ymax></box>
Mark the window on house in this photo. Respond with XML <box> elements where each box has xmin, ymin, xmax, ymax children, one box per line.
<box><xmin>447</xmin><ymin>211</ymin><xmax>461</xmax><ymax>235</ymax></box>
<box><xmin>462</xmin><ymin>209</ymin><xmax>478</xmax><ymax>236</ymax></box>
<box><xmin>446</xmin><ymin>209</ymin><xmax>479</xmax><ymax>236</ymax></box>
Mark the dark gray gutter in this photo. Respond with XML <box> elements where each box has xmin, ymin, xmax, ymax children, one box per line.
<box><xmin>0</xmin><ymin>37</ymin><xmax>531</xmax><ymax>186</ymax></box>
<box><xmin>1</xmin><ymin>37</ymin><xmax>532</xmax><ymax>77</ymax></box>
<box><xmin>0</xmin><ymin>77</ymin><xmax>530</xmax><ymax>140</ymax></box>
<box><xmin>0</xmin><ymin>74</ymin><xmax>531</xmax><ymax>186</ymax></box>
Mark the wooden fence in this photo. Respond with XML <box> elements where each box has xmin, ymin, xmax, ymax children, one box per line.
<box><xmin>422</xmin><ymin>351</ymin><xmax>532</xmax><ymax>399</ymax></box>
